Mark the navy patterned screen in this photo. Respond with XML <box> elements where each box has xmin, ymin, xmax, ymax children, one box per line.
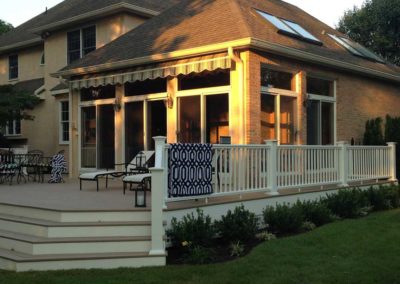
<box><xmin>168</xmin><ymin>144</ymin><xmax>213</xmax><ymax>197</ymax></box>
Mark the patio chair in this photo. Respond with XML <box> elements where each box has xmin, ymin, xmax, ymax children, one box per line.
<box><xmin>79</xmin><ymin>151</ymin><xmax>154</xmax><ymax>192</ymax></box>
<box><xmin>122</xmin><ymin>173</ymin><xmax>151</xmax><ymax>195</ymax></box>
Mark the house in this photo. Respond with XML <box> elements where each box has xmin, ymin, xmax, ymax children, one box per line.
<box><xmin>52</xmin><ymin>0</ymin><xmax>400</xmax><ymax>178</ymax></box>
<box><xmin>0</xmin><ymin>0</ymin><xmax>179</xmax><ymax>162</ymax></box>
<box><xmin>0</xmin><ymin>0</ymin><xmax>399</xmax><ymax>272</ymax></box>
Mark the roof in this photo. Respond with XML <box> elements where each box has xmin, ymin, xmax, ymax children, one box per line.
<box><xmin>58</xmin><ymin>0</ymin><xmax>400</xmax><ymax>82</ymax></box>
<box><xmin>12</xmin><ymin>78</ymin><xmax>45</xmax><ymax>94</ymax></box>
<box><xmin>50</xmin><ymin>82</ymin><xmax>69</xmax><ymax>92</ymax></box>
<box><xmin>0</xmin><ymin>0</ymin><xmax>179</xmax><ymax>54</ymax></box>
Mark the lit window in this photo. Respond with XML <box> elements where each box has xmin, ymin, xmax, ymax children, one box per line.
<box><xmin>60</xmin><ymin>101</ymin><xmax>69</xmax><ymax>144</ymax></box>
<box><xmin>328</xmin><ymin>34</ymin><xmax>385</xmax><ymax>63</ymax></box>
<box><xmin>9</xmin><ymin>55</ymin><xmax>18</xmax><ymax>80</ymax></box>
<box><xmin>256</xmin><ymin>10</ymin><xmax>322</xmax><ymax>45</ymax></box>
<box><xmin>67</xmin><ymin>26</ymin><xmax>96</xmax><ymax>64</ymax></box>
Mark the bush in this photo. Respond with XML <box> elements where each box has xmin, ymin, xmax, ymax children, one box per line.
<box><xmin>293</xmin><ymin>200</ymin><xmax>333</xmax><ymax>227</ymax></box>
<box><xmin>215</xmin><ymin>205</ymin><xmax>258</xmax><ymax>243</ymax></box>
<box><xmin>167</xmin><ymin>208</ymin><xmax>216</xmax><ymax>248</ymax></box>
<box><xmin>184</xmin><ymin>245</ymin><xmax>215</xmax><ymax>265</ymax></box>
<box><xmin>365</xmin><ymin>186</ymin><xmax>400</xmax><ymax>211</ymax></box>
<box><xmin>322</xmin><ymin>189</ymin><xmax>370</xmax><ymax>218</ymax></box>
<box><xmin>263</xmin><ymin>203</ymin><xmax>304</xmax><ymax>234</ymax></box>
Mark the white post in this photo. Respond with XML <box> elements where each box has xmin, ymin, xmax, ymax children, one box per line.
<box><xmin>337</xmin><ymin>141</ymin><xmax>349</xmax><ymax>187</ymax></box>
<box><xmin>387</xmin><ymin>142</ymin><xmax>397</xmax><ymax>182</ymax></box>
<box><xmin>149</xmin><ymin>136</ymin><xmax>167</xmax><ymax>256</ymax></box>
<box><xmin>265</xmin><ymin>140</ymin><xmax>279</xmax><ymax>195</ymax></box>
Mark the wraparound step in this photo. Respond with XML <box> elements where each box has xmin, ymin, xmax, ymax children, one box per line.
<box><xmin>0</xmin><ymin>229</ymin><xmax>152</xmax><ymax>255</ymax></box>
<box><xmin>0</xmin><ymin>248</ymin><xmax>166</xmax><ymax>272</ymax></box>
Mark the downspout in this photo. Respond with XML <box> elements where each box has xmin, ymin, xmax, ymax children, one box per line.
<box><xmin>228</xmin><ymin>47</ymin><xmax>245</xmax><ymax>144</ymax></box>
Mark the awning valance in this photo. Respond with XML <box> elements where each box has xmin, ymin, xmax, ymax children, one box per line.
<box><xmin>70</xmin><ymin>54</ymin><xmax>231</xmax><ymax>90</ymax></box>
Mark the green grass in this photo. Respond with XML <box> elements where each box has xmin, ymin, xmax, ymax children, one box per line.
<box><xmin>2</xmin><ymin>210</ymin><xmax>400</xmax><ymax>284</ymax></box>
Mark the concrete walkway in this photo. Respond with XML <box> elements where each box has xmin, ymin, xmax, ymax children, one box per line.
<box><xmin>0</xmin><ymin>176</ymin><xmax>147</xmax><ymax>211</ymax></box>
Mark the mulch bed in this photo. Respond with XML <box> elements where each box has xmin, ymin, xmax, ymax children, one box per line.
<box><xmin>167</xmin><ymin>239</ymin><xmax>263</xmax><ymax>265</ymax></box>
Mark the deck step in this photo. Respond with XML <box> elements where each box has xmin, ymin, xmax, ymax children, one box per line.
<box><xmin>0</xmin><ymin>213</ymin><xmax>151</xmax><ymax>238</ymax></box>
<box><xmin>0</xmin><ymin>248</ymin><xmax>166</xmax><ymax>272</ymax></box>
<box><xmin>0</xmin><ymin>229</ymin><xmax>152</xmax><ymax>255</ymax></box>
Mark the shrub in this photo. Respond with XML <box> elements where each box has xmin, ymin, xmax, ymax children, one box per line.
<box><xmin>365</xmin><ymin>186</ymin><xmax>400</xmax><ymax>211</ymax></box>
<box><xmin>184</xmin><ymin>245</ymin><xmax>215</xmax><ymax>265</ymax></box>
<box><xmin>230</xmin><ymin>241</ymin><xmax>245</xmax><ymax>257</ymax></box>
<box><xmin>301</xmin><ymin>221</ymin><xmax>317</xmax><ymax>232</ymax></box>
<box><xmin>263</xmin><ymin>203</ymin><xmax>304</xmax><ymax>234</ymax></box>
<box><xmin>215</xmin><ymin>205</ymin><xmax>258</xmax><ymax>243</ymax></box>
<box><xmin>167</xmin><ymin>208</ymin><xmax>216</xmax><ymax>248</ymax></box>
<box><xmin>293</xmin><ymin>200</ymin><xmax>333</xmax><ymax>227</ymax></box>
<box><xmin>322</xmin><ymin>189</ymin><xmax>370</xmax><ymax>218</ymax></box>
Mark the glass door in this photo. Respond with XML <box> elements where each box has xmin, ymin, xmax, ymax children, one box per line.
<box><xmin>125</xmin><ymin>102</ymin><xmax>144</xmax><ymax>163</ymax></box>
<box><xmin>206</xmin><ymin>94</ymin><xmax>229</xmax><ymax>144</ymax></box>
<box><xmin>178</xmin><ymin>96</ymin><xmax>201</xmax><ymax>143</ymax></box>
<box><xmin>307</xmin><ymin>100</ymin><xmax>334</xmax><ymax>145</ymax></box>
<box><xmin>81</xmin><ymin>106</ymin><xmax>97</xmax><ymax>168</ymax></box>
<box><xmin>147</xmin><ymin>100</ymin><xmax>167</xmax><ymax>150</ymax></box>
<box><xmin>98</xmin><ymin>105</ymin><xmax>115</xmax><ymax>169</ymax></box>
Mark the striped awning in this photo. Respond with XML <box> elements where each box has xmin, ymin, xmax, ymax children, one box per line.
<box><xmin>70</xmin><ymin>54</ymin><xmax>231</xmax><ymax>90</ymax></box>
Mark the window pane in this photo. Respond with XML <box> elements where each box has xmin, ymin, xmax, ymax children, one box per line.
<box><xmin>62</xmin><ymin>122</ymin><xmax>69</xmax><ymax>142</ymax></box>
<box><xmin>125</xmin><ymin>78</ymin><xmax>167</xmax><ymax>96</ymax></box>
<box><xmin>307</xmin><ymin>77</ymin><xmax>333</xmax><ymax>97</ymax></box>
<box><xmin>261</xmin><ymin>68</ymin><xmax>293</xmax><ymax>90</ymax></box>
<box><xmin>179</xmin><ymin>70</ymin><xmax>230</xmax><ymax>91</ymax></box>
<box><xmin>9</xmin><ymin>55</ymin><xmax>18</xmax><ymax>80</ymax></box>
<box><xmin>125</xmin><ymin>102</ymin><xmax>144</xmax><ymax>163</ymax></box>
<box><xmin>280</xmin><ymin>96</ymin><xmax>295</xmax><ymax>145</ymax></box>
<box><xmin>282</xmin><ymin>20</ymin><xmax>320</xmax><ymax>43</ymax></box>
<box><xmin>261</xmin><ymin>94</ymin><xmax>276</xmax><ymax>142</ymax></box>
<box><xmin>15</xmin><ymin>119</ymin><xmax>21</xmax><ymax>135</ymax></box>
<box><xmin>81</xmin><ymin>107</ymin><xmax>96</xmax><ymax>168</ymax></box>
<box><xmin>82</xmin><ymin>26</ymin><xmax>96</xmax><ymax>56</ymax></box>
<box><xmin>179</xmin><ymin>96</ymin><xmax>201</xmax><ymax>143</ymax></box>
<box><xmin>307</xmin><ymin>100</ymin><xmax>320</xmax><ymax>145</ymax></box>
<box><xmin>81</xmin><ymin>86</ymin><xmax>116</xmax><ymax>101</ymax></box>
<box><xmin>256</xmin><ymin>10</ymin><xmax>296</xmax><ymax>35</ymax></box>
<box><xmin>206</xmin><ymin>94</ymin><xmax>229</xmax><ymax>144</ymax></box>
<box><xmin>321</xmin><ymin>102</ymin><xmax>333</xmax><ymax>145</ymax></box>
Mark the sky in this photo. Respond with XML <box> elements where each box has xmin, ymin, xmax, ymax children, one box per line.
<box><xmin>0</xmin><ymin>0</ymin><xmax>366</xmax><ymax>28</ymax></box>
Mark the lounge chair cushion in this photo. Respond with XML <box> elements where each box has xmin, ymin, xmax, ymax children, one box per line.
<box><xmin>79</xmin><ymin>170</ymin><xmax>119</xmax><ymax>180</ymax></box>
<box><xmin>123</xmin><ymin>173</ymin><xmax>151</xmax><ymax>183</ymax></box>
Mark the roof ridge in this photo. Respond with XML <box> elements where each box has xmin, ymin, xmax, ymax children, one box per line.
<box><xmin>229</xmin><ymin>0</ymin><xmax>253</xmax><ymax>38</ymax></box>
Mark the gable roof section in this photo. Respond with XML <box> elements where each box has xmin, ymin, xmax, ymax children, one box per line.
<box><xmin>0</xmin><ymin>0</ymin><xmax>179</xmax><ymax>54</ymax></box>
<box><xmin>56</xmin><ymin>0</ymin><xmax>400</xmax><ymax>83</ymax></box>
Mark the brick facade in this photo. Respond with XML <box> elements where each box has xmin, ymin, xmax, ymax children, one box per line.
<box><xmin>246</xmin><ymin>49</ymin><xmax>400</xmax><ymax>145</ymax></box>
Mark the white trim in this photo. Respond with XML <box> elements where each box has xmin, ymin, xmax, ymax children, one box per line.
<box><xmin>261</xmin><ymin>87</ymin><xmax>297</xmax><ymax>97</ymax></box>
<box><xmin>123</xmin><ymin>92</ymin><xmax>167</xmax><ymax>103</ymax></box>
<box><xmin>51</xmin><ymin>88</ymin><xmax>69</xmax><ymax>96</ymax></box>
<box><xmin>307</xmin><ymin>93</ymin><xmax>336</xmax><ymax>103</ymax></box>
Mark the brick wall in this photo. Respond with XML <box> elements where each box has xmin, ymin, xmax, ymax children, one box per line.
<box><xmin>247</xmin><ymin>49</ymin><xmax>400</xmax><ymax>145</ymax></box>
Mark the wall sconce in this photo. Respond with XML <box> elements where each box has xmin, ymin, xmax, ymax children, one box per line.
<box><xmin>164</xmin><ymin>93</ymin><xmax>174</xmax><ymax>109</ymax></box>
<box><xmin>303</xmin><ymin>94</ymin><xmax>311</xmax><ymax>108</ymax></box>
<box><xmin>113</xmin><ymin>98</ymin><xmax>122</xmax><ymax>112</ymax></box>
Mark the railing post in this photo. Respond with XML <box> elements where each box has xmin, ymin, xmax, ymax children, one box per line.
<box><xmin>149</xmin><ymin>136</ymin><xmax>167</xmax><ymax>257</ymax></box>
<box><xmin>265</xmin><ymin>140</ymin><xmax>279</xmax><ymax>195</ymax></box>
<box><xmin>337</xmin><ymin>141</ymin><xmax>349</xmax><ymax>187</ymax></box>
<box><xmin>387</xmin><ymin>142</ymin><xmax>397</xmax><ymax>182</ymax></box>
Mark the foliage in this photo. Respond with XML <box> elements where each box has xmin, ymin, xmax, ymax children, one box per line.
<box><xmin>365</xmin><ymin>186</ymin><xmax>400</xmax><ymax>211</ymax></box>
<box><xmin>363</xmin><ymin>117</ymin><xmax>385</xmax><ymax>145</ymax></box>
<box><xmin>215</xmin><ymin>205</ymin><xmax>258</xmax><ymax>243</ymax></box>
<box><xmin>322</xmin><ymin>189</ymin><xmax>371</xmax><ymax>218</ymax></box>
<box><xmin>183</xmin><ymin>245</ymin><xmax>215</xmax><ymax>265</ymax></box>
<box><xmin>257</xmin><ymin>231</ymin><xmax>277</xmax><ymax>242</ymax></box>
<box><xmin>301</xmin><ymin>221</ymin><xmax>316</xmax><ymax>232</ymax></box>
<box><xmin>293</xmin><ymin>200</ymin><xmax>333</xmax><ymax>227</ymax></box>
<box><xmin>263</xmin><ymin>203</ymin><xmax>304</xmax><ymax>234</ymax></box>
<box><xmin>337</xmin><ymin>0</ymin><xmax>400</xmax><ymax>66</ymax></box>
<box><xmin>0</xmin><ymin>85</ymin><xmax>41</xmax><ymax>129</ymax></box>
<box><xmin>229</xmin><ymin>241</ymin><xmax>245</xmax><ymax>257</ymax></box>
<box><xmin>0</xmin><ymin>19</ymin><xmax>13</xmax><ymax>35</ymax></box>
<box><xmin>384</xmin><ymin>115</ymin><xmax>400</xmax><ymax>178</ymax></box>
<box><xmin>167</xmin><ymin>208</ymin><xmax>216</xmax><ymax>248</ymax></box>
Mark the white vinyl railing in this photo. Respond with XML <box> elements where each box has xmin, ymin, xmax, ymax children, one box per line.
<box><xmin>154</xmin><ymin>139</ymin><xmax>397</xmax><ymax>202</ymax></box>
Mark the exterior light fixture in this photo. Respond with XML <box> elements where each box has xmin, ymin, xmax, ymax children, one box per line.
<box><xmin>113</xmin><ymin>98</ymin><xmax>122</xmax><ymax>112</ymax></box>
<box><xmin>134</xmin><ymin>178</ymin><xmax>150</xmax><ymax>208</ymax></box>
<box><xmin>164</xmin><ymin>93</ymin><xmax>174</xmax><ymax>109</ymax></box>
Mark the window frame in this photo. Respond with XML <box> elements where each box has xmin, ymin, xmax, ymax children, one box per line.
<box><xmin>67</xmin><ymin>25</ymin><xmax>97</xmax><ymax>64</ymax></box>
<box><xmin>4</xmin><ymin>119</ymin><xmax>21</xmax><ymax>137</ymax></box>
<box><xmin>59</xmin><ymin>100</ymin><xmax>70</xmax><ymax>145</ymax></box>
<box><xmin>8</xmin><ymin>54</ymin><xmax>18</xmax><ymax>81</ymax></box>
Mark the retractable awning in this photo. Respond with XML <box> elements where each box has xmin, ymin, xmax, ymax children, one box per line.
<box><xmin>70</xmin><ymin>53</ymin><xmax>231</xmax><ymax>90</ymax></box>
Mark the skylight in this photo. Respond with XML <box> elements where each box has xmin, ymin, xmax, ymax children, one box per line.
<box><xmin>329</xmin><ymin>34</ymin><xmax>385</xmax><ymax>64</ymax></box>
<box><xmin>256</xmin><ymin>10</ymin><xmax>322</xmax><ymax>45</ymax></box>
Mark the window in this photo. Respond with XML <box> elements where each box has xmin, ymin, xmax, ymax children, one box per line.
<box><xmin>256</xmin><ymin>10</ymin><xmax>322</xmax><ymax>45</ymax></box>
<box><xmin>9</xmin><ymin>55</ymin><xmax>18</xmax><ymax>80</ymax></box>
<box><xmin>60</xmin><ymin>101</ymin><xmax>69</xmax><ymax>144</ymax></box>
<box><xmin>81</xmin><ymin>85</ymin><xmax>116</xmax><ymax>101</ymax></box>
<box><xmin>306</xmin><ymin>77</ymin><xmax>336</xmax><ymax>145</ymax></box>
<box><xmin>67</xmin><ymin>26</ymin><xmax>96</xmax><ymax>64</ymax></box>
<box><xmin>260</xmin><ymin>67</ymin><xmax>297</xmax><ymax>144</ymax></box>
<box><xmin>328</xmin><ymin>34</ymin><xmax>385</xmax><ymax>63</ymax></box>
<box><xmin>179</xmin><ymin>70</ymin><xmax>230</xmax><ymax>91</ymax></box>
<box><xmin>40</xmin><ymin>52</ymin><xmax>45</xmax><ymax>65</ymax></box>
<box><xmin>125</xmin><ymin>78</ymin><xmax>167</xmax><ymax>97</ymax></box>
<box><xmin>5</xmin><ymin>119</ymin><xmax>21</xmax><ymax>136</ymax></box>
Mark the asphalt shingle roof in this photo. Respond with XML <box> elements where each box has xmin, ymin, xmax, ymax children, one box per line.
<box><xmin>61</xmin><ymin>0</ymin><xmax>400</xmax><ymax>77</ymax></box>
<box><xmin>0</xmin><ymin>0</ymin><xmax>179</xmax><ymax>51</ymax></box>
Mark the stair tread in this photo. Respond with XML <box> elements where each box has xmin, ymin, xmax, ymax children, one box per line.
<box><xmin>0</xmin><ymin>248</ymin><xmax>165</xmax><ymax>262</ymax></box>
<box><xmin>0</xmin><ymin>229</ymin><xmax>151</xmax><ymax>244</ymax></box>
<box><xmin>0</xmin><ymin>213</ymin><xmax>151</xmax><ymax>227</ymax></box>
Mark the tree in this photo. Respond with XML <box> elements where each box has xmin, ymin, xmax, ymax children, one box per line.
<box><xmin>0</xmin><ymin>19</ymin><xmax>13</xmax><ymax>35</ymax></box>
<box><xmin>0</xmin><ymin>85</ymin><xmax>41</xmax><ymax>130</ymax></box>
<box><xmin>337</xmin><ymin>0</ymin><xmax>400</xmax><ymax>66</ymax></box>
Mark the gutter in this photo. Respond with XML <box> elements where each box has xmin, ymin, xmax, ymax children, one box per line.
<box><xmin>0</xmin><ymin>38</ymin><xmax>43</xmax><ymax>55</ymax></box>
<box><xmin>30</xmin><ymin>3</ymin><xmax>159</xmax><ymax>35</ymax></box>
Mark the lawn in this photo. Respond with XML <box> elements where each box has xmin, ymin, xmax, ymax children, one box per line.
<box><xmin>1</xmin><ymin>210</ymin><xmax>400</xmax><ymax>284</ymax></box>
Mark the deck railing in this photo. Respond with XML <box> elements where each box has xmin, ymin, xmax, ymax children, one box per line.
<box><xmin>151</xmin><ymin>138</ymin><xmax>397</xmax><ymax>203</ymax></box>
